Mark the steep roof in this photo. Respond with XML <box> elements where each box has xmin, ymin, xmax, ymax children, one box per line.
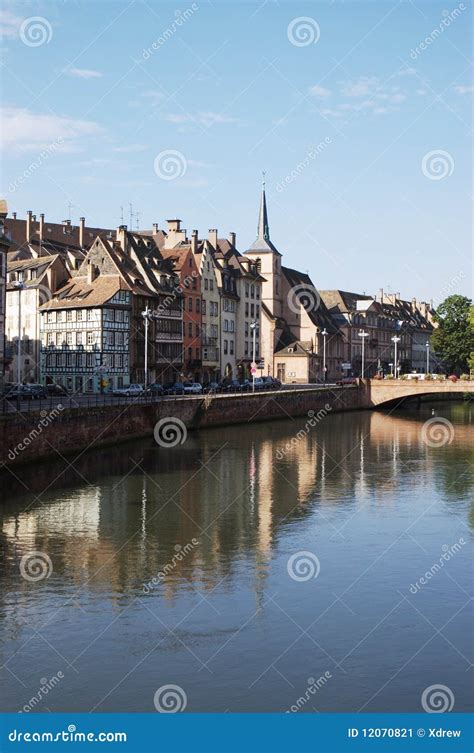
<box><xmin>245</xmin><ymin>186</ymin><xmax>282</xmax><ymax>255</ymax></box>
<box><xmin>39</xmin><ymin>275</ymin><xmax>131</xmax><ymax>310</ymax></box>
<box><xmin>283</xmin><ymin>267</ymin><xmax>340</xmax><ymax>335</ymax></box>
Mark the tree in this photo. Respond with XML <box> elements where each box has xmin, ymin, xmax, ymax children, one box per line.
<box><xmin>431</xmin><ymin>295</ymin><xmax>474</xmax><ymax>374</ymax></box>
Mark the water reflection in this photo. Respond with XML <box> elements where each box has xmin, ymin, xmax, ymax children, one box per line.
<box><xmin>0</xmin><ymin>402</ymin><xmax>472</xmax><ymax>712</ymax></box>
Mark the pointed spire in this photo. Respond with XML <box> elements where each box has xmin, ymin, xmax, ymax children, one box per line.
<box><xmin>257</xmin><ymin>171</ymin><xmax>270</xmax><ymax>242</ymax></box>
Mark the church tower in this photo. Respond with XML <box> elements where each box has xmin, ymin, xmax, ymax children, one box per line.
<box><xmin>245</xmin><ymin>176</ymin><xmax>283</xmax><ymax>317</ymax></box>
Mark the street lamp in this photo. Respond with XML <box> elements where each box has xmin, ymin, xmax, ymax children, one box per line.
<box><xmin>249</xmin><ymin>320</ymin><xmax>258</xmax><ymax>393</ymax></box>
<box><xmin>425</xmin><ymin>340</ymin><xmax>430</xmax><ymax>375</ymax></box>
<box><xmin>142</xmin><ymin>306</ymin><xmax>154</xmax><ymax>389</ymax></box>
<box><xmin>321</xmin><ymin>328</ymin><xmax>328</xmax><ymax>383</ymax></box>
<box><xmin>391</xmin><ymin>335</ymin><xmax>401</xmax><ymax>379</ymax></box>
<box><xmin>13</xmin><ymin>281</ymin><xmax>26</xmax><ymax>405</ymax></box>
<box><xmin>358</xmin><ymin>330</ymin><xmax>369</xmax><ymax>378</ymax></box>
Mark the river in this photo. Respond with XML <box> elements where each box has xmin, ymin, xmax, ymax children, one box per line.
<box><xmin>0</xmin><ymin>401</ymin><xmax>472</xmax><ymax>713</ymax></box>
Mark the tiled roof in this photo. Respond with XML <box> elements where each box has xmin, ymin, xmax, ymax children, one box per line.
<box><xmin>39</xmin><ymin>275</ymin><xmax>131</xmax><ymax>310</ymax></box>
<box><xmin>283</xmin><ymin>267</ymin><xmax>340</xmax><ymax>335</ymax></box>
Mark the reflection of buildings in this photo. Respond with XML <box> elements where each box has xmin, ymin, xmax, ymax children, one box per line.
<box><xmin>1</xmin><ymin>407</ymin><xmax>472</xmax><ymax>608</ymax></box>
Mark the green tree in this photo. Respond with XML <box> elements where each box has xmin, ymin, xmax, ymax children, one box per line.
<box><xmin>432</xmin><ymin>295</ymin><xmax>474</xmax><ymax>374</ymax></box>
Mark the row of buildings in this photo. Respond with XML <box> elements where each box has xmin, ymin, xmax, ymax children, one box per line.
<box><xmin>0</xmin><ymin>189</ymin><xmax>435</xmax><ymax>393</ymax></box>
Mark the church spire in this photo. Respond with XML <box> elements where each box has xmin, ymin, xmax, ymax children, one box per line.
<box><xmin>257</xmin><ymin>171</ymin><xmax>270</xmax><ymax>242</ymax></box>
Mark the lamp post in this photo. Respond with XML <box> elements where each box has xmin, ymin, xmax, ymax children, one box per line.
<box><xmin>321</xmin><ymin>328</ymin><xmax>328</xmax><ymax>383</ymax></box>
<box><xmin>250</xmin><ymin>320</ymin><xmax>258</xmax><ymax>393</ymax></box>
<box><xmin>425</xmin><ymin>340</ymin><xmax>430</xmax><ymax>375</ymax></box>
<box><xmin>142</xmin><ymin>306</ymin><xmax>153</xmax><ymax>389</ymax></box>
<box><xmin>391</xmin><ymin>335</ymin><xmax>401</xmax><ymax>379</ymax></box>
<box><xmin>358</xmin><ymin>330</ymin><xmax>369</xmax><ymax>378</ymax></box>
<box><xmin>13</xmin><ymin>281</ymin><xmax>26</xmax><ymax>406</ymax></box>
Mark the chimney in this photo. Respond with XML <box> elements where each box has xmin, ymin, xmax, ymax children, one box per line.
<box><xmin>167</xmin><ymin>219</ymin><xmax>181</xmax><ymax>233</ymax></box>
<box><xmin>79</xmin><ymin>217</ymin><xmax>85</xmax><ymax>247</ymax></box>
<box><xmin>116</xmin><ymin>225</ymin><xmax>128</xmax><ymax>254</ymax></box>
<box><xmin>12</xmin><ymin>212</ymin><xmax>17</xmax><ymax>220</ymax></box>
<box><xmin>191</xmin><ymin>229</ymin><xmax>198</xmax><ymax>254</ymax></box>
<box><xmin>208</xmin><ymin>228</ymin><xmax>218</xmax><ymax>249</ymax></box>
<box><xmin>411</xmin><ymin>297</ymin><xmax>416</xmax><ymax>312</ymax></box>
<box><xmin>228</xmin><ymin>231</ymin><xmax>236</xmax><ymax>247</ymax></box>
<box><xmin>26</xmin><ymin>210</ymin><xmax>33</xmax><ymax>242</ymax></box>
<box><xmin>87</xmin><ymin>260</ymin><xmax>97</xmax><ymax>285</ymax></box>
<box><xmin>39</xmin><ymin>213</ymin><xmax>45</xmax><ymax>243</ymax></box>
<box><xmin>152</xmin><ymin>223</ymin><xmax>159</xmax><ymax>234</ymax></box>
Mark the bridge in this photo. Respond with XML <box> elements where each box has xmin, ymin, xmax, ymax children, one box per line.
<box><xmin>360</xmin><ymin>379</ymin><xmax>474</xmax><ymax>408</ymax></box>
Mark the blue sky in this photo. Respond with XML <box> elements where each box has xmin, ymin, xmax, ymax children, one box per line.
<box><xmin>1</xmin><ymin>0</ymin><xmax>472</xmax><ymax>302</ymax></box>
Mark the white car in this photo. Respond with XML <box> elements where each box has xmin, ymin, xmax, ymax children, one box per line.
<box><xmin>113</xmin><ymin>383</ymin><xmax>144</xmax><ymax>396</ymax></box>
<box><xmin>406</xmin><ymin>373</ymin><xmax>426</xmax><ymax>380</ymax></box>
<box><xmin>183</xmin><ymin>382</ymin><xmax>203</xmax><ymax>394</ymax></box>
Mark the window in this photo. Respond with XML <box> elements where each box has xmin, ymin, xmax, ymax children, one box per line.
<box><xmin>229</xmin><ymin>321</ymin><xmax>235</xmax><ymax>333</ymax></box>
<box><xmin>196</xmin><ymin>299</ymin><xmax>200</xmax><ymax>313</ymax></box>
<box><xmin>76</xmin><ymin>331</ymin><xmax>83</xmax><ymax>346</ymax></box>
<box><xmin>250</xmin><ymin>304</ymin><xmax>255</xmax><ymax>317</ymax></box>
<box><xmin>229</xmin><ymin>340</ymin><xmax>234</xmax><ymax>355</ymax></box>
<box><xmin>77</xmin><ymin>310</ymin><xmax>83</xmax><ymax>321</ymax></box>
<box><xmin>245</xmin><ymin>283</ymin><xmax>249</xmax><ymax>297</ymax></box>
<box><xmin>245</xmin><ymin>341</ymin><xmax>249</xmax><ymax>356</ymax></box>
<box><xmin>195</xmin><ymin>347</ymin><xmax>200</xmax><ymax>359</ymax></box>
<box><xmin>188</xmin><ymin>347</ymin><xmax>192</xmax><ymax>360</ymax></box>
<box><xmin>57</xmin><ymin>311</ymin><xmax>63</xmax><ymax>322</ymax></box>
<box><xmin>256</xmin><ymin>287</ymin><xmax>260</xmax><ymax>300</ymax></box>
<box><xmin>116</xmin><ymin>310</ymin><xmax>124</xmax><ymax>322</ymax></box>
<box><xmin>209</xmin><ymin>279</ymin><xmax>214</xmax><ymax>291</ymax></box>
<box><xmin>196</xmin><ymin>324</ymin><xmax>200</xmax><ymax>337</ymax></box>
<box><xmin>245</xmin><ymin>322</ymin><xmax>249</xmax><ymax>336</ymax></box>
<box><xmin>66</xmin><ymin>332</ymin><xmax>73</xmax><ymax>346</ymax></box>
<box><xmin>224</xmin><ymin>339</ymin><xmax>228</xmax><ymax>355</ymax></box>
<box><xmin>188</xmin><ymin>298</ymin><xmax>193</xmax><ymax>312</ymax></box>
<box><xmin>87</xmin><ymin>309</ymin><xmax>93</xmax><ymax>321</ymax></box>
<box><xmin>47</xmin><ymin>332</ymin><xmax>54</xmax><ymax>346</ymax></box>
<box><xmin>66</xmin><ymin>310</ymin><xmax>73</xmax><ymax>322</ymax></box>
<box><xmin>47</xmin><ymin>311</ymin><xmax>54</xmax><ymax>323</ymax></box>
<box><xmin>87</xmin><ymin>331</ymin><xmax>95</xmax><ymax>346</ymax></box>
<box><xmin>202</xmin><ymin>300</ymin><xmax>206</xmax><ymax>315</ymax></box>
<box><xmin>204</xmin><ymin>279</ymin><xmax>208</xmax><ymax>290</ymax></box>
<box><xmin>245</xmin><ymin>303</ymin><xmax>249</xmax><ymax>316</ymax></box>
<box><xmin>188</xmin><ymin>322</ymin><xmax>193</xmax><ymax>336</ymax></box>
<box><xmin>251</xmin><ymin>285</ymin><xmax>255</xmax><ymax>299</ymax></box>
<box><xmin>224</xmin><ymin>319</ymin><xmax>228</xmax><ymax>332</ymax></box>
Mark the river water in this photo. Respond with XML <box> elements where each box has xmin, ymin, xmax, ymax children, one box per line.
<box><xmin>0</xmin><ymin>402</ymin><xmax>472</xmax><ymax>713</ymax></box>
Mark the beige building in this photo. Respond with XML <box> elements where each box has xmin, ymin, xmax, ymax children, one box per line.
<box><xmin>245</xmin><ymin>186</ymin><xmax>342</xmax><ymax>382</ymax></box>
<box><xmin>0</xmin><ymin>202</ymin><xmax>8</xmax><ymax>391</ymax></box>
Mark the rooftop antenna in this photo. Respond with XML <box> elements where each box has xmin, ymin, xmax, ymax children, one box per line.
<box><xmin>120</xmin><ymin>205</ymin><xmax>124</xmax><ymax>224</ymax></box>
<box><xmin>135</xmin><ymin>211</ymin><xmax>140</xmax><ymax>231</ymax></box>
<box><xmin>262</xmin><ymin>170</ymin><xmax>266</xmax><ymax>190</ymax></box>
<box><xmin>67</xmin><ymin>201</ymin><xmax>74</xmax><ymax>222</ymax></box>
<box><xmin>129</xmin><ymin>202</ymin><xmax>133</xmax><ymax>229</ymax></box>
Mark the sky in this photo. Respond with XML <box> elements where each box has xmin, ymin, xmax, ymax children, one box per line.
<box><xmin>1</xmin><ymin>0</ymin><xmax>472</xmax><ymax>303</ymax></box>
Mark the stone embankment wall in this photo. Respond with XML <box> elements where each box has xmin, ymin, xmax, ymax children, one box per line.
<box><xmin>1</xmin><ymin>387</ymin><xmax>365</xmax><ymax>467</ymax></box>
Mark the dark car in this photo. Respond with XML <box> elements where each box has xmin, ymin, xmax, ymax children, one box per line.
<box><xmin>46</xmin><ymin>383</ymin><xmax>69</xmax><ymax>396</ymax></box>
<box><xmin>4</xmin><ymin>385</ymin><xmax>36</xmax><ymax>400</ymax></box>
<box><xmin>223</xmin><ymin>379</ymin><xmax>243</xmax><ymax>392</ymax></box>
<box><xmin>336</xmin><ymin>377</ymin><xmax>358</xmax><ymax>386</ymax></box>
<box><xmin>163</xmin><ymin>382</ymin><xmax>185</xmax><ymax>395</ymax></box>
<box><xmin>262</xmin><ymin>376</ymin><xmax>281</xmax><ymax>389</ymax></box>
<box><xmin>203</xmin><ymin>381</ymin><xmax>220</xmax><ymax>394</ymax></box>
<box><xmin>145</xmin><ymin>383</ymin><xmax>164</xmax><ymax>396</ymax></box>
<box><xmin>27</xmin><ymin>384</ymin><xmax>48</xmax><ymax>399</ymax></box>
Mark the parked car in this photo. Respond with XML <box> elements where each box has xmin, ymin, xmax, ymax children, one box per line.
<box><xmin>223</xmin><ymin>379</ymin><xmax>243</xmax><ymax>392</ymax></box>
<box><xmin>113</xmin><ymin>384</ymin><xmax>144</xmax><ymax>397</ymax></box>
<box><xmin>145</xmin><ymin>383</ymin><xmax>164</xmax><ymax>396</ymax></box>
<box><xmin>46</xmin><ymin>383</ymin><xmax>69</xmax><ymax>396</ymax></box>
<box><xmin>183</xmin><ymin>382</ymin><xmax>203</xmax><ymax>395</ymax></box>
<box><xmin>406</xmin><ymin>373</ymin><xmax>425</xmax><ymax>381</ymax></box>
<box><xmin>4</xmin><ymin>385</ymin><xmax>36</xmax><ymax>400</ymax></box>
<box><xmin>336</xmin><ymin>377</ymin><xmax>358</xmax><ymax>386</ymax></box>
<box><xmin>203</xmin><ymin>381</ymin><xmax>220</xmax><ymax>394</ymax></box>
<box><xmin>261</xmin><ymin>376</ymin><xmax>281</xmax><ymax>389</ymax></box>
<box><xmin>27</xmin><ymin>384</ymin><xmax>48</xmax><ymax>398</ymax></box>
<box><xmin>252</xmin><ymin>377</ymin><xmax>268</xmax><ymax>391</ymax></box>
<box><xmin>163</xmin><ymin>382</ymin><xmax>186</xmax><ymax>395</ymax></box>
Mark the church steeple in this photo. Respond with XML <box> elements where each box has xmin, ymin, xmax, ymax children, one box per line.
<box><xmin>257</xmin><ymin>172</ymin><xmax>270</xmax><ymax>242</ymax></box>
<box><xmin>246</xmin><ymin>173</ymin><xmax>281</xmax><ymax>255</ymax></box>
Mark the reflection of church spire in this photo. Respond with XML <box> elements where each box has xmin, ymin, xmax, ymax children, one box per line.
<box><xmin>257</xmin><ymin>171</ymin><xmax>270</xmax><ymax>242</ymax></box>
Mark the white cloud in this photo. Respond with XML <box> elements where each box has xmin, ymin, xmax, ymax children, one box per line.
<box><xmin>453</xmin><ymin>85</ymin><xmax>474</xmax><ymax>95</ymax></box>
<box><xmin>341</xmin><ymin>76</ymin><xmax>378</xmax><ymax>98</ymax></box>
<box><xmin>0</xmin><ymin>106</ymin><xmax>103</xmax><ymax>152</ymax></box>
<box><xmin>112</xmin><ymin>144</ymin><xmax>148</xmax><ymax>153</ymax></box>
<box><xmin>0</xmin><ymin>9</ymin><xmax>21</xmax><ymax>39</ymax></box>
<box><xmin>309</xmin><ymin>84</ymin><xmax>331</xmax><ymax>98</ymax></box>
<box><xmin>64</xmin><ymin>67</ymin><xmax>103</xmax><ymax>79</ymax></box>
<box><xmin>163</xmin><ymin>111</ymin><xmax>238</xmax><ymax>128</ymax></box>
